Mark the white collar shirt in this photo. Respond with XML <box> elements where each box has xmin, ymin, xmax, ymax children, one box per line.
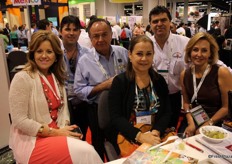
<box><xmin>78</xmin><ymin>29</ymin><xmax>93</xmax><ymax>49</ymax></box>
<box><xmin>150</xmin><ymin>32</ymin><xmax>190</xmax><ymax>94</ymax></box>
<box><xmin>111</xmin><ymin>27</ymin><xmax>119</xmax><ymax>40</ymax></box>
<box><xmin>176</xmin><ymin>27</ymin><xmax>186</xmax><ymax>36</ymax></box>
<box><xmin>113</xmin><ymin>24</ymin><xmax>122</xmax><ymax>37</ymax></box>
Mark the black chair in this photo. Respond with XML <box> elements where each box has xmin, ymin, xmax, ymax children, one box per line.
<box><xmin>7</xmin><ymin>51</ymin><xmax>27</xmax><ymax>81</ymax></box>
<box><xmin>219</xmin><ymin>49</ymin><xmax>232</xmax><ymax>68</ymax></box>
<box><xmin>98</xmin><ymin>90</ymin><xmax>119</xmax><ymax>161</ymax></box>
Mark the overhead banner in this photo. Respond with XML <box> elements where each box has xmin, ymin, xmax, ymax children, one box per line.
<box><xmin>109</xmin><ymin>0</ymin><xmax>138</xmax><ymax>3</ymax></box>
<box><xmin>58</xmin><ymin>6</ymin><xmax>68</xmax><ymax>25</ymax></box>
<box><xmin>12</xmin><ymin>0</ymin><xmax>41</xmax><ymax>6</ymax></box>
<box><xmin>69</xmin><ymin>0</ymin><xmax>95</xmax><ymax>5</ymax></box>
<box><xmin>7</xmin><ymin>8</ymin><xmax>22</xmax><ymax>26</ymax></box>
<box><xmin>0</xmin><ymin>11</ymin><xmax>3</xmax><ymax>24</ymax></box>
<box><xmin>6</xmin><ymin>0</ymin><xmax>13</xmax><ymax>5</ymax></box>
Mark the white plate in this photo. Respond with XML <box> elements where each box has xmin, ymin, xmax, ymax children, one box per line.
<box><xmin>199</xmin><ymin>126</ymin><xmax>229</xmax><ymax>143</ymax></box>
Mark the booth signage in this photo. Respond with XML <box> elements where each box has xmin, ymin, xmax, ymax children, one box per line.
<box><xmin>12</xmin><ymin>0</ymin><xmax>41</xmax><ymax>6</ymax></box>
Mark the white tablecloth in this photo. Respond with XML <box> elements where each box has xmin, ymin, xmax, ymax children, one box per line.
<box><xmin>106</xmin><ymin>132</ymin><xmax>232</xmax><ymax>164</ymax></box>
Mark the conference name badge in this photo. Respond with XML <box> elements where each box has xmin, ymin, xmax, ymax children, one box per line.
<box><xmin>190</xmin><ymin>105</ymin><xmax>210</xmax><ymax>126</ymax></box>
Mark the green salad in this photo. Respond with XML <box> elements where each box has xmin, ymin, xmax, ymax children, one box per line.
<box><xmin>202</xmin><ymin>129</ymin><xmax>226</xmax><ymax>139</ymax></box>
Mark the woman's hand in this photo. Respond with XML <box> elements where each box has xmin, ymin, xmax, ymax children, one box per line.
<box><xmin>151</xmin><ymin>129</ymin><xmax>160</xmax><ymax>137</ymax></box>
<box><xmin>57</xmin><ymin>124</ymin><xmax>83</xmax><ymax>139</ymax></box>
<box><xmin>195</xmin><ymin>121</ymin><xmax>210</xmax><ymax>134</ymax></box>
<box><xmin>184</xmin><ymin>123</ymin><xmax>196</xmax><ymax>137</ymax></box>
<box><xmin>137</xmin><ymin>132</ymin><xmax>161</xmax><ymax>145</ymax></box>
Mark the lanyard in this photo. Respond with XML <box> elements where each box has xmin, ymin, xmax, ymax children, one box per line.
<box><xmin>94</xmin><ymin>50</ymin><xmax>118</xmax><ymax>79</ymax></box>
<box><xmin>191</xmin><ymin>64</ymin><xmax>210</xmax><ymax>103</ymax></box>
<box><xmin>135</xmin><ymin>79</ymin><xmax>157</xmax><ymax>112</ymax></box>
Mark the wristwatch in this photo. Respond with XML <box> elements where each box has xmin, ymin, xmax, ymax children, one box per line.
<box><xmin>38</xmin><ymin>125</ymin><xmax>44</xmax><ymax>133</ymax></box>
<box><xmin>209</xmin><ymin>119</ymin><xmax>214</xmax><ymax>126</ymax></box>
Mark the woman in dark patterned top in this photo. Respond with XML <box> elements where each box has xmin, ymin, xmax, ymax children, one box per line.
<box><xmin>109</xmin><ymin>35</ymin><xmax>171</xmax><ymax>154</ymax></box>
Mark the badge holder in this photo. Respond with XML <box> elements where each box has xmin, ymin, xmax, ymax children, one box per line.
<box><xmin>158</xmin><ymin>70</ymin><xmax>168</xmax><ymax>84</ymax></box>
<box><xmin>190</xmin><ymin>105</ymin><xmax>210</xmax><ymax>126</ymax></box>
<box><xmin>135</xmin><ymin>108</ymin><xmax>158</xmax><ymax>125</ymax></box>
<box><xmin>189</xmin><ymin>64</ymin><xmax>211</xmax><ymax>126</ymax></box>
<box><xmin>136</xmin><ymin>111</ymin><xmax>152</xmax><ymax>125</ymax></box>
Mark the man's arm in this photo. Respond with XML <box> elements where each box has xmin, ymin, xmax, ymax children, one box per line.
<box><xmin>74</xmin><ymin>62</ymin><xmax>115</xmax><ymax>102</ymax></box>
<box><xmin>87</xmin><ymin>77</ymin><xmax>114</xmax><ymax>99</ymax></box>
<box><xmin>74</xmin><ymin>64</ymin><xmax>93</xmax><ymax>102</ymax></box>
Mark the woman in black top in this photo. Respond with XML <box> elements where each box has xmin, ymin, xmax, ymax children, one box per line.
<box><xmin>108</xmin><ymin>35</ymin><xmax>172</xmax><ymax>154</ymax></box>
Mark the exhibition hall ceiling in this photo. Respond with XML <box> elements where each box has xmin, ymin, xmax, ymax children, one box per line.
<box><xmin>168</xmin><ymin>0</ymin><xmax>231</xmax><ymax>13</ymax></box>
<box><xmin>0</xmin><ymin>0</ymin><xmax>232</xmax><ymax>13</ymax></box>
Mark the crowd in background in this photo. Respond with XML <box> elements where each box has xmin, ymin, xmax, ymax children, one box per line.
<box><xmin>4</xmin><ymin>5</ymin><xmax>232</xmax><ymax>163</ymax></box>
<box><xmin>2</xmin><ymin>14</ymin><xmax>232</xmax><ymax>53</ymax></box>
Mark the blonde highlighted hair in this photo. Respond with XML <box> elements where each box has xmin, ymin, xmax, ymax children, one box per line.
<box><xmin>184</xmin><ymin>32</ymin><xmax>219</xmax><ymax>65</ymax></box>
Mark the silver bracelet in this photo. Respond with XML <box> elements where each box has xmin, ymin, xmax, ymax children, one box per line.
<box><xmin>209</xmin><ymin>119</ymin><xmax>214</xmax><ymax>126</ymax></box>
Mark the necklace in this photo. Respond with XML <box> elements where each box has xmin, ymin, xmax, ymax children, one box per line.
<box><xmin>39</xmin><ymin>73</ymin><xmax>64</xmax><ymax>122</ymax></box>
<box><xmin>66</xmin><ymin>46</ymin><xmax>78</xmax><ymax>74</ymax></box>
<box><xmin>66</xmin><ymin>45</ymin><xmax>77</xmax><ymax>60</ymax></box>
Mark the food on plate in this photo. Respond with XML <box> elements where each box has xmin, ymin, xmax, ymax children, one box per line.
<box><xmin>202</xmin><ymin>129</ymin><xmax>226</xmax><ymax>139</ymax></box>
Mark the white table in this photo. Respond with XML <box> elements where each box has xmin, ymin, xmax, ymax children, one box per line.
<box><xmin>162</xmin><ymin>134</ymin><xmax>231</xmax><ymax>164</ymax></box>
<box><xmin>106</xmin><ymin>133</ymin><xmax>232</xmax><ymax>164</ymax></box>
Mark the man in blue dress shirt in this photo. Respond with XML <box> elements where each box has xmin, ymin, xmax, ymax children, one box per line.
<box><xmin>74</xmin><ymin>18</ymin><xmax>128</xmax><ymax>160</ymax></box>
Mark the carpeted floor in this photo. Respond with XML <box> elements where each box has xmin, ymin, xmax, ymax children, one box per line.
<box><xmin>0</xmin><ymin>146</ymin><xmax>15</xmax><ymax>164</ymax></box>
